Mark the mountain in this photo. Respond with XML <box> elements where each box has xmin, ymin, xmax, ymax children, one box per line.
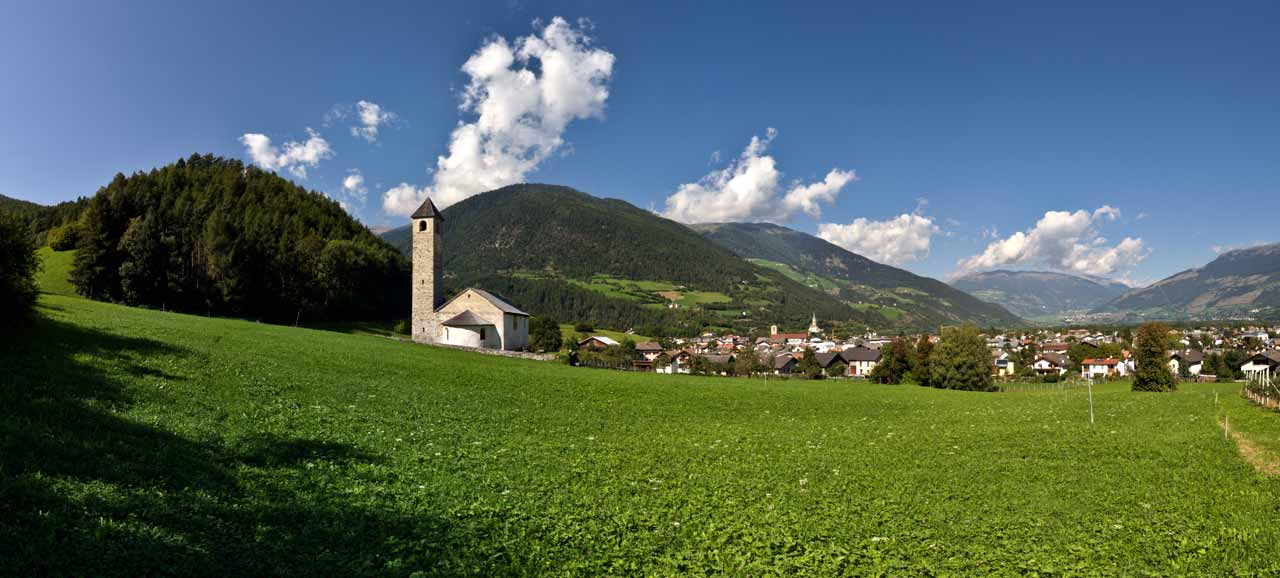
<box><xmin>690</xmin><ymin>222</ymin><xmax>1023</xmax><ymax>329</ymax></box>
<box><xmin>0</xmin><ymin>193</ymin><xmax>88</xmax><ymax>245</ymax></box>
<box><xmin>950</xmin><ymin>270</ymin><xmax>1130</xmax><ymax>319</ymax></box>
<box><xmin>381</xmin><ymin>184</ymin><xmax>893</xmax><ymax>335</ymax></box>
<box><xmin>1097</xmin><ymin>243</ymin><xmax>1280</xmax><ymax>320</ymax></box>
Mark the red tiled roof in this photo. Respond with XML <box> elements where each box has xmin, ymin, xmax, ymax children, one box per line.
<box><xmin>1082</xmin><ymin>358</ymin><xmax>1119</xmax><ymax>366</ymax></box>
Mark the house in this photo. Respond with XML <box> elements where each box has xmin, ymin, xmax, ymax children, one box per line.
<box><xmin>410</xmin><ymin>197</ymin><xmax>529</xmax><ymax>351</ymax></box>
<box><xmin>635</xmin><ymin>342</ymin><xmax>664</xmax><ymax>361</ymax></box>
<box><xmin>578</xmin><ymin>335</ymin><xmax>620</xmax><ymax>351</ymax></box>
<box><xmin>1168</xmin><ymin>350</ymin><xmax>1204</xmax><ymax>376</ymax></box>
<box><xmin>1082</xmin><ymin>358</ymin><xmax>1125</xmax><ymax>379</ymax></box>
<box><xmin>842</xmin><ymin>346</ymin><xmax>882</xmax><ymax>377</ymax></box>
<box><xmin>991</xmin><ymin>349</ymin><xmax>1017</xmax><ymax>378</ymax></box>
<box><xmin>657</xmin><ymin>349</ymin><xmax>694</xmax><ymax>374</ymax></box>
<box><xmin>1241</xmin><ymin>350</ymin><xmax>1280</xmax><ymax>385</ymax></box>
<box><xmin>769</xmin><ymin>352</ymin><xmax>798</xmax><ymax>375</ymax></box>
<box><xmin>1032</xmin><ymin>352</ymin><xmax>1070</xmax><ymax>377</ymax></box>
<box><xmin>1041</xmin><ymin>342</ymin><xmax>1070</xmax><ymax>354</ymax></box>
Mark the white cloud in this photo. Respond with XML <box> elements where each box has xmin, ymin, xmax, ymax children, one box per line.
<box><xmin>661</xmin><ymin>128</ymin><xmax>856</xmax><ymax>223</ymax></box>
<box><xmin>382</xmin><ymin>182</ymin><xmax>429</xmax><ymax>217</ymax></box>
<box><xmin>382</xmin><ymin>17</ymin><xmax>615</xmax><ymax>216</ymax></box>
<box><xmin>351</xmin><ymin>100</ymin><xmax>397</xmax><ymax>142</ymax></box>
<box><xmin>955</xmin><ymin>206</ymin><xmax>1148</xmax><ymax>277</ymax></box>
<box><xmin>239</xmin><ymin>128</ymin><xmax>333</xmax><ymax>179</ymax></box>
<box><xmin>342</xmin><ymin>169</ymin><xmax>367</xmax><ymax>201</ymax></box>
<box><xmin>817</xmin><ymin>214</ymin><xmax>939</xmax><ymax>265</ymax></box>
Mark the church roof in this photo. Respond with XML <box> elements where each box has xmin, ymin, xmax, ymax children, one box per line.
<box><xmin>440</xmin><ymin>310</ymin><xmax>494</xmax><ymax>327</ymax></box>
<box><xmin>437</xmin><ymin>288</ymin><xmax>530</xmax><ymax>316</ymax></box>
<box><xmin>411</xmin><ymin>197</ymin><xmax>443</xmax><ymax>220</ymax></box>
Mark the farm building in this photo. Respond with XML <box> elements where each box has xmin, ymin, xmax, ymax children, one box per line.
<box><xmin>1241</xmin><ymin>350</ymin><xmax>1280</xmax><ymax>386</ymax></box>
<box><xmin>410</xmin><ymin>198</ymin><xmax>530</xmax><ymax>351</ymax></box>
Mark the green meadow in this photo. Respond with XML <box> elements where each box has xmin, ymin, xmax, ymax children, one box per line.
<box><xmin>4</xmin><ymin>265</ymin><xmax>1280</xmax><ymax>575</ymax></box>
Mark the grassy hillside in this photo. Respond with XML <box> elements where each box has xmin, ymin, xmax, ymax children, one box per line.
<box><xmin>35</xmin><ymin>246</ymin><xmax>76</xmax><ymax>296</ymax></box>
<box><xmin>4</xmin><ymin>292</ymin><xmax>1280</xmax><ymax>575</ymax></box>
<box><xmin>1099</xmin><ymin>242</ymin><xmax>1280</xmax><ymax>320</ymax></box>
<box><xmin>694</xmin><ymin>222</ymin><xmax>1023</xmax><ymax>329</ymax></box>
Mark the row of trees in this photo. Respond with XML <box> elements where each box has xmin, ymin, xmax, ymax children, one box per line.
<box><xmin>69</xmin><ymin>155</ymin><xmax>409</xmax><ymax>323</ymax></box>
<box><xmin>868</xmin><ymin>325</ymin><xmax>996</xmax><ymax>390</ymax></box>
<box><xmin>0</xmin><ymin>211</ymin><xmax>40</xmax><ymax>328</ymax></box>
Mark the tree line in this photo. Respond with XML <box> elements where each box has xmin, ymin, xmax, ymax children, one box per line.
<box><xmin>69</xmin><ymin>155</ymin><xmax>409</xmax><ymax>323</ymax></box>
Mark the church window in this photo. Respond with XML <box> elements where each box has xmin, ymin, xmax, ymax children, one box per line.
<box><xmin>419</xmin><ymin>220</ymin><xmax>427</xmax><ymax>232</ymax></box>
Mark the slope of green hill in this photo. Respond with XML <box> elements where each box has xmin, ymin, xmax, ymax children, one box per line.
<box><xmin>692</xmin><ymin>222</ymin><xmax>1023</xmax><ymax>329</ymax></box>
<box><xmin>381</xmin><ymin>184</ymin><xmax>881</xmax><ymax>334</ymax></box>
<box><xmin>951</xmin><ymin>269</ymin><xmax>1130</xmax><ymax>319</ymax></box>
<box><xmin>1098</xmin><ymin>242</ymin><xmax>1280</xmax><ymax>320</ymax></box>
<box><xmin>70</xmin><ymin>154</ymin><xmax>407</xmax><ymax>323</ymax></box>
<box><xmin>5</xmin><ymin>293</ymin><xmax>1280</xmax><ymax>575</ymax></box>
<box><xmin>35</xmin><ymin>247</ymin><xmax>76</xmax><ymax>296</ymax></box>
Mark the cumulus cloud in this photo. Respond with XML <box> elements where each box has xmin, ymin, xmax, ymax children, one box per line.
<box><xmin>817</xmin><ymin>213</ymin><xmax>939</xmax><ymax>265</ymax></box>
<box><xmin>661</xmin><ymin>128</ymin><xmax>856</xmax><ymax>223</ymax></box>
<box><xmin>351</xmin><ymin>100</ymin><xmax>397</xmax><ymax>142</ymax></box>
<box><xmin>342</xmin><ymin>169</ymin><xmax>367</xmax><ymax>201</ymax></box>
<box><xmin>955</xmin><ymin>206</ymin><xmax>1148</xmax><ymax>277</ymax></box>
<box><xmin>382</xmin><ymin>17</ymin><xmax>615</xmax><ymax>215</ymax></box>
<box><xmin>239</xmin><ymin>128</ymin><xmax>333</xmax><ymax>179</ymax></box>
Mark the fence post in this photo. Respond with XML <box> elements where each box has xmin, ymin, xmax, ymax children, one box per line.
<box><xmin>1088</xmin><ymin>382</ymin><xmax>1094</xmax><ymax>428</ymax></box>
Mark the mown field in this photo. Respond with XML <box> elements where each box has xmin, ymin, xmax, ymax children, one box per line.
<box><xmin>4</xmin><ymin>292</ymin><xmax>1280</xmax><ymax>576</ymax></box>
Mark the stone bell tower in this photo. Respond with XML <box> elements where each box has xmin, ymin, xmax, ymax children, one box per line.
<box><xmin>411</xmin><ymin>197</ymin><xmax>443</xmax><ymax>343</ymax></box>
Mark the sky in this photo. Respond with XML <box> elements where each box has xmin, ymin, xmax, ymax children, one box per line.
<box><xmin>2</xmin><ymin>0</ymin><xmax>1278</xmax><ymax>284</ymax></box>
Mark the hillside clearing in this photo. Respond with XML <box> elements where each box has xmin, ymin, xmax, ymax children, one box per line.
<box><xmin>3</xmin><ymin>295</ymin><xmax>1280</xmax><ymax>576</ymax></box>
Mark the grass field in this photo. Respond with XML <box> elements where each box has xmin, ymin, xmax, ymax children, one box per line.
<box><xmin>35</xmin><ymin>246</ymin><xmax>76</xmax><ymax>296</ymax></box>
<box><xmin>5</xmin><ymin>292</ymin><xmax>1280</xmax><ymax>576</ymax></box>
<box><xmin>558</xmin><ymin>324</ymin><xmax>654</xmax><ymax>345</ymax></box>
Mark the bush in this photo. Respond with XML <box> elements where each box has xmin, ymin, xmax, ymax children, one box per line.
<box><xmin>392</xmin><ymin>319</ymin><xmax>410</xmax><ymax>335</ymax></box>
<box><xmin>573</xmin><ymin>322</ymin><xmax>594</xmax><ymax>333</ymax></box>
<box><xmin>529</xmin><ymin>316</ymin><xmax>564</xmax><ymax>353</ymax></box>
<box><xmin>1132</xmin><ymin>321</ymin><xmax>1176</xmax><ymax>392</ymax></box>
<box><xmin>47</xmin><ymin>221</ymin><xmax>79</xmax><ymax>251</ymax></box>
<box><xmin>0</xmin><ymin>211</ymin><xmax>40</xmax><ymax>327</ymax></box>
<box><xmin>929</xmin><ymin>324</ymin><xmax>995</xmax><ymax>391</ymax></box>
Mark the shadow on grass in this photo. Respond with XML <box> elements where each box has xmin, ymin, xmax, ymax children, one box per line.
<box><xmin>0</xmin><ymin>313</ymin><xmax>522</xmax><ymax>577</ymax></box>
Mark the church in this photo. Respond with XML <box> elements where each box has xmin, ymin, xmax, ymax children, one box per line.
<box><xmin>410</xmin><ymin>197</ymin><xmax>530</xmax><ymax>351</ymax></box>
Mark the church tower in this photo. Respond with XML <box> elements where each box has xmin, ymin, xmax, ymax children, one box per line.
<box><xmin>411</xmin><ymin>197</ymin><xmax>443</xmax><ymax>343</ymax></box>
<box><xmin>808</xmin><ymin>313</ymin><xmax>820</xmax><ymax>335</ymax></box>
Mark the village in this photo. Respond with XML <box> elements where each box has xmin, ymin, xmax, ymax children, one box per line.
<box><xmin>572</xmin><ymin>317</ymin><xmax>1280</xmax><ymax>384</ymax></box>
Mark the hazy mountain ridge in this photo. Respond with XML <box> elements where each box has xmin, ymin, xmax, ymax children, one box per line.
<box><xmin>950</xmin><ymin>269</ymin><xmax>1130</xmax><ymax>319</ymax></box>
<box><xmin>691</xmin><ymin>221</ymin><xmax>1024</xmax><ymax>328</ymax></box>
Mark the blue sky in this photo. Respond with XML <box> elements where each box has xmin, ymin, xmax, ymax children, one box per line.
<box><xmin>2</xmin><ymin>1</ymin><xmax>1277</xmax><ymax>283</ymax></box>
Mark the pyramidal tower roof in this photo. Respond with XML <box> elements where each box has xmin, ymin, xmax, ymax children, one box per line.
<box><xmin>411</xmin><ymin>197</ymin><xmax>443</xmax><ymax>220</ymax></box>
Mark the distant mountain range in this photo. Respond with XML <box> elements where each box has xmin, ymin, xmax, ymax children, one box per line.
<box><xmin>381</xmin><ymin>185</ymin><xmax>1023</xmax><ymax>332</ymax></box>
<box><xmin>689</xmin><ymin>222</ymin><xmax>1024</xmax><ymax>328</ymax></box>
<box><xmin>950</xmin><ymin>270</ymin><xmax>1130</xmax><ymax>319</ymax></box>
<box><xmin>1095</xmin><ymin>243</ymin><xmax>1280</xmax><ymax>320</ymax></box>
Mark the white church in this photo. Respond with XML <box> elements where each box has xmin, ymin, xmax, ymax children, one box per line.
<box><xmin>410</xmin><ymin>197</ymin><xmax>530</xmax><ymax>351</ymax></box>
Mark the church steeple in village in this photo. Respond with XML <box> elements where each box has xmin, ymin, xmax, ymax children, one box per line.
<box><xmin>808</xmin><ymin>313</ymin><xmax>820</xmax><ymax>335</ymax></box>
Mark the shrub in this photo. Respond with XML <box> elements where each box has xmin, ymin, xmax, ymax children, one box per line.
<box><xmin>0</xmin><ymin>211</ymin><xmax>40</xmax><ymax>327</ymax></box>
<box><xmin>392</xmin><ymin>319</ymin><xmax>410</xmax><ymax>335</ymax></box>
<box><xmin>46</xmin><ymin>221</ymin><xmax>80</xmax><ymax>251</ymax></box>
<box><xmin>529</xmin><ymin>316</ymin><xmax>564</xmax><ymax>353</ymax></box>
<box><xmin>928</xmin><ymin>324</ymin><xmax>995</xmax><ymax>391</ymax></box>
<box><xmin>1132</xmin><ymin>321</ymin><xmax>1176</xmax><ymax>392</ymax></box>
<box><xmin>573</xmin><ymin>322</ymin><xmax>594</xmax><ymax>333</ymax></box>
